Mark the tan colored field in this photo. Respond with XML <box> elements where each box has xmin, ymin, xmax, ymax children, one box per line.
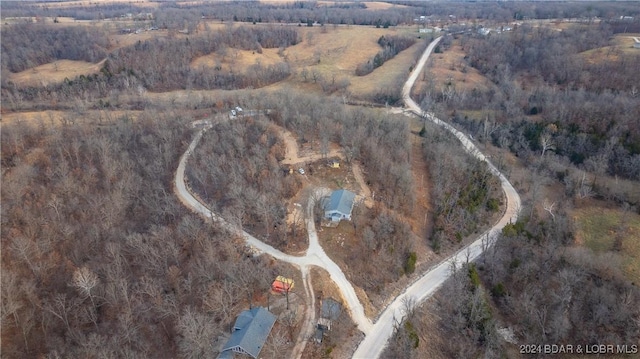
<box><xmin>578</xmin><ymin>33</ymin><xmax>640</xmax><ymax>64</ymax></box>
<box><xmin>8</xmin><ymin>59</ymin><xmax>106</xmax><ymax>87</ymax></box>
<box><xmin>266</xmin><ymin>25</ymin><xmax>421</xmax><ymax>97</ymax></box>
<box><xmin>362</xmin><ymin>1</ymin><xmax>408</xmax><ymax>10</ymax></box>
<box><xmin>1</xmin><ymin>110</ymin><xmax>144</xmax><ymax>125</ymax></box>
<box><xmin>191</xmin><ymin>48</ymin><xmax>283</xmax><ymax>72</ymax></box>
<box><xmin>420</xmin><ymin>41</ymin><xmax>496</xmax><ymax>96</ymax></box>
<box><xmin>574</xmin><ymin>205</ymin><xmax>640</xmax><ymax>283</ymax></box>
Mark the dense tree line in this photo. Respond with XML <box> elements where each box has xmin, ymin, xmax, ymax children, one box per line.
<box><xmin>1</xmin><ymin>23</ymin><xmax>109</xmax><ymax>73</ymax></box>
<box><xmin>483</xmin><ymin>216</ymin><xmax>639</xmax><ymax>349</ymax></box>
<box><xmin>421</xmin><ymin>26</ymin><xmax>640</xmax><ymax>184</ymax></box>
<box><xmin>419</xmin><ymin>121</ymin><xmax>501</xmax><ymax>251</ymax></box>
<box><xmin>3</xmin><ymin>0</ymin><xmax>640</xmax><ymax>29</ymax></box>
<box><xmin>355</xmin><ymin>35</ymin><xmax>416</xmax><ymax>76</ymax></box>
<box><xmin>385</xmin><ymin>208</ymin><xmax>639</xmax><ymax>359</ymax></box>
<box><xmin>0</xmin><ymin>1</ymin><xmax>149</xmax><ymax>20</ymax></box>
<box><xmin>1</xmin><ymin>113</ymin><xmax>295</xmax><ymax>357</ymax></box>
<box><xmin>466</xmin><ymin>25</ymin><xmax>611</xmax><ymax>86</ymax></box>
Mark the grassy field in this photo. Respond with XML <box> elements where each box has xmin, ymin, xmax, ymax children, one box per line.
<box><xmin>414</xmin><ymin>38</ymin><xmax>497</xmax><ymax>101</ymax></box>
<box><xmin>7</xmin><ymin>21</ymin><xmax>426</xmax><ymax>100</ymax></box>
<box><xmin>574</xmin><ymin>205</ymin><xmax>640</xmax><ymax>283</ymax></box>
<box><xmin>7</xmin><ymin>59</ymin><xmax>106</xmax><ymax>87</ymax></box>
<box><xmin>191</xmin><ymin>48</ymin><xmax>283</xmax><ymax>72</ymax></box>
<box><xmin>578</xmin><ymin>33</ymin><xmax>640</xmax><ymax>64</ymax></box>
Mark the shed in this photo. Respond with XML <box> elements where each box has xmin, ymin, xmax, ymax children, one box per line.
<box><xmin>218</xmin><ymin>307</ymin><xmax>276</xmax><ymax>359</ymax></box>
<box><xmin>271</xmin><ymin>276</ymin><xmax>295</xmax><ymax>294</ymax></box>
<box><xmin>324</xmin><ymin>189</ymin><xmax>356</xmax><ymax>222</ymax></box>
<box><xmin>321</xmin><ymin>298</ymin><xmax>342</xmax><ymax>320</ymax></box>
<box><xmin>328</xmin><ymin>159</ymin><xmax>340</xmax><ymax>168</ymax></box>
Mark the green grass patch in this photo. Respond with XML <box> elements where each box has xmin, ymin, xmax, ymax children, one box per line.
<box><xmin>575</xmin><ymin>206</ymin><xmax>640</xmax><ymax>283</ymax></box>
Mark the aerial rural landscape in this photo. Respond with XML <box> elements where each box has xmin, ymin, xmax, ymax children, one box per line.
<box><xmin>1</xmin><ymin>0</ymin><xmax>639</xmax><ymax>358</ymax></box>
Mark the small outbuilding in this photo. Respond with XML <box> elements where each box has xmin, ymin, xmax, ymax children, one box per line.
<box><xmin>324</xmin><ymin>189</ymin><xmax>356</xmax><ymax>222</ymax></box>
<box><xmin>328</xmin><ymin>159</ymin><xmax>340</xmax><ymax>168</ymax></box>
<box><xmin>271</xmin><ymin>276</ymin><xmax>295</xmax><ymax>294</ymax></box>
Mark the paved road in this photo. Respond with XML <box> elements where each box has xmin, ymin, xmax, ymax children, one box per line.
<box><xmin>352</xmin><ymin>36</ymin><xmax>522</xmax><ymax>359</ymax></box>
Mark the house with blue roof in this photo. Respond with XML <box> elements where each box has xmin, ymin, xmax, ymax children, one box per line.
<box><xmin>324</xmin><ymin>189</ymin><xmax>356</xmax><ymax>222</ymax></box>
<box><xmin>218</xmin><ymin>307</ymin><xmax>276</xmax><ymax>359</ymax></box>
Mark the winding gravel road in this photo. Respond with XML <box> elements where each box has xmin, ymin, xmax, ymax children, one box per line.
<box><xmin>352</xmin><ymin>36</ymin><xmax>521</xmax><ymax>359</ymax></box>
<box><xmin>174</xmin><ymin>124</ymin><xmax>372</xmax><ymax>357</ymax></box>
<box><xmin>176</xmin><ymin>35</ymin><xmax>520</xmax><ymax>359</ymax></box>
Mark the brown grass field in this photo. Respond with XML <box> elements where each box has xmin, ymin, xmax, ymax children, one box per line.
<box><xmin>415</xmin><ymin>39</ymin><xmax>496</xmax><ymax>99</ymax></box>
<box><xmin>5</xmin><ymin>20</ymin><xmax>426</xmax><ymax>100</ymax></box>
<box><xmin>7</xmin><ymin>59</ymin><xmax>106</xmax><ymax>87</ymax></box>
<box><xmin>1</xmin><ymin>110</ymin><xmax>144</xmax><ymax>124</ymax></box>
<box><xmin>191</xmin><ymin>48</ymin><xmax>283</xmax><ymax>72</ymax></box>
<box><xmin>578</xmin><ymin>33</ymin><xmax>640</xmax><ymax>64</ymax></box>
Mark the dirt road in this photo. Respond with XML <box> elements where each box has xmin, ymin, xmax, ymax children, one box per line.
<box><xmin>352</xmin><ymin>36</ymin><xmax>522</xmax><ymax>359</ymax></box>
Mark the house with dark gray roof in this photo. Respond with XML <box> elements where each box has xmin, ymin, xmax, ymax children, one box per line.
<box><xmin>324</xmin><ymin>189</ymin><xmax>356</xmax><ymax>222</ymax></box>
<box><xmin>218</xmin><ymin>307</ymin><xmax>276</xmax><ymax>359</ymax></box>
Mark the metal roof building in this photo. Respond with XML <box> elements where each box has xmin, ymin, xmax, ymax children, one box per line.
<box><xmin>324</xmin><ymin>189</ymin><xmax>356</xmax><ymax>222</ymax></box>
<box><xmin>218</xmin><ymin>307</ymin><xmax>276</xmax><ymax>359</ymax></box>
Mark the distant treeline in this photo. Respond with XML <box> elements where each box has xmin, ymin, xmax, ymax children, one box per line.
<box><xmin>1</xmin><ymin>23</ymin><xmax>109</xmax><ymax>72</ymax></box>
<box><xmin>355</xmin><ymin>35</ymin><xmax>416</xmax><ymax>76</ymax></box>
<box><xmin>4</xmin><ymin>1</ymin><xmax>640</xmax><ymax>26</ymax></box>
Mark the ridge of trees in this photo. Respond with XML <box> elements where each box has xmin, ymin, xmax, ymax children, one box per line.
<box><xmin>1</xmin><ymin>24</ymin><xmax>109</xmax><ymax>73</ymax></box>
<box><xmin>355</xmin><ymin>35</ymin><xmax>416</xmax><ymax>77</ymax></box>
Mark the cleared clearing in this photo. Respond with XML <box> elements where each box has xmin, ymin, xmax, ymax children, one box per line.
<box><xmin>191</xmin><ymin>48</ymin><xmax>283</xmax><ymax>72</ymax></box>
<box><xmin>1</xmin><ymin>110</ymin><xmax>143</xmax><ymax>124</ymax></box>
<box><xmin>419</xmin><ymin>40</ymin><xmax>496</xmax><ymax>96</ymax></box>
<box><xmin>362</xmin><ymin>1</ymin><xmax>408</xmax><ymax>10</ymax></box>
<box><xmin>578</xmin><ymin>33</ymin><xmax>640</xmax><ymax>64</ymax></box>
<box><xmin>267</xmin><ymin>25</ymin><xmax>424</xmax><ymax>97</ymax></box>
<box><xmin>8</xmin><ymin>59</ymin><xmax>106</xmax><ymax>87</ymax></box>
<box><xmin>574</xmin><ymin>205</ymin><xmax>640</xmax><ymax>283</ymax></box>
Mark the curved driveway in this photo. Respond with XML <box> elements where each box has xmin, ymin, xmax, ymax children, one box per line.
<box><xmin>352</xmin><ymin>36</ymin><xmax>521</xmax><ymax>358</ymax></box>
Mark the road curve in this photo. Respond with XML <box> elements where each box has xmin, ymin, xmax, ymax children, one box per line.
<box><xmin>352</xmin><ymin>37</ymin><xmax>521</xmax><ymax>359</ymax></box>
<box><xmin>174</xmin><ymin>123</ymin><xmax>372</xmax><ymax>341</ymax></box>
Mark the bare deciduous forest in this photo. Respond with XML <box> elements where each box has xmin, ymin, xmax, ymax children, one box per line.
<box><xmin>2</xmin><ymin>1</ymin><xmax>640</xmax><ymax>358</ymax></box>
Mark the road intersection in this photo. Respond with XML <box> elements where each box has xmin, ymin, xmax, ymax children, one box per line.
<box><xmin>175</xmin><ymin>36</ymin><xmax>521</xmax><ymax>359</ymax></box>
